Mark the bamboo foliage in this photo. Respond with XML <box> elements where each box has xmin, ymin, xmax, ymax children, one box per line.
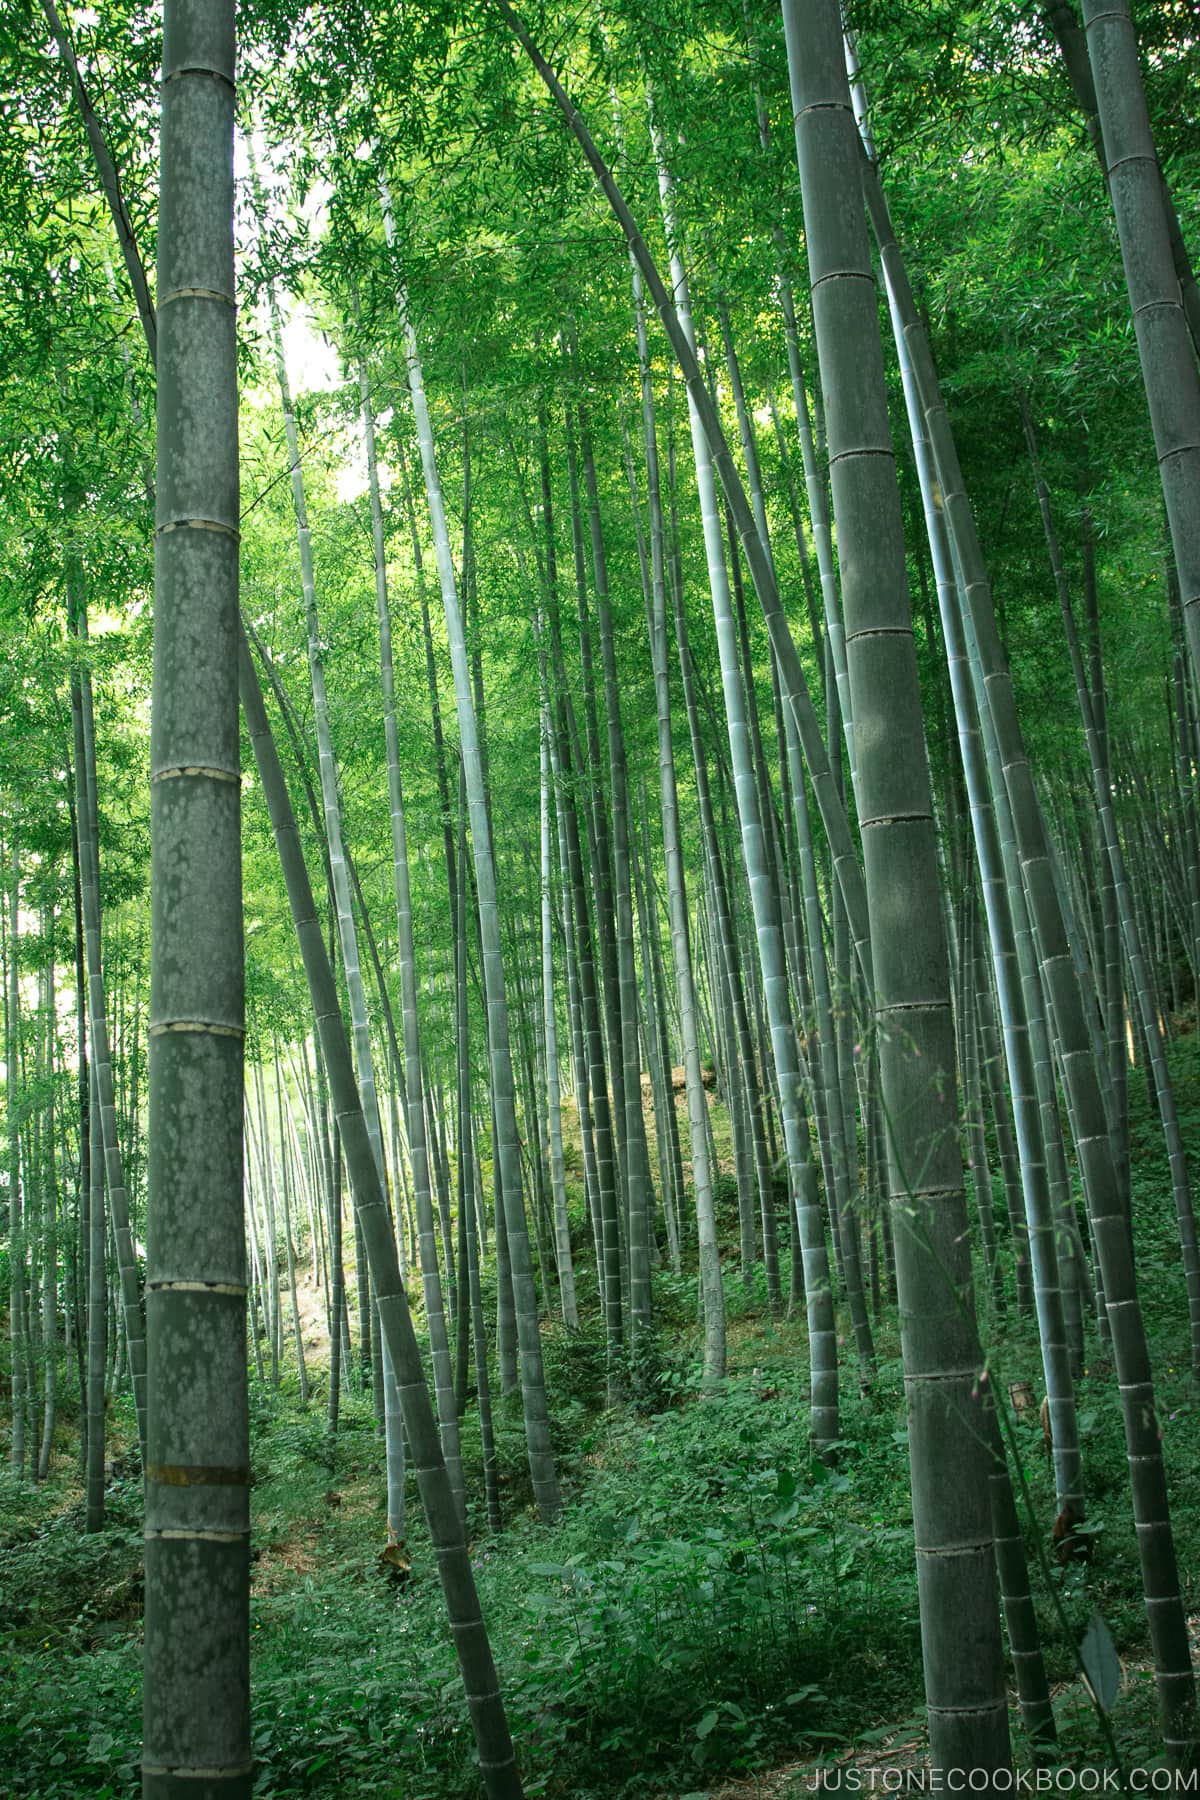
<box><xmin>14</xmin><ymin>2</ymin><xmax>1200</xmax><ymax>1789</ymax></box>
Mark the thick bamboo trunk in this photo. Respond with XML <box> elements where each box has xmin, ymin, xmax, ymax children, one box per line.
<box><xmin>143</xmin><ymin>7</ymin><xmax>250</xmax><ymax>1785</ymax></box>
<box><xmin>863</xmin><ymin>135</ymin><xmax>1198</xmax><ymax>1766</ymax></box>
<box><xmin>1080</xmin><ymin>0</ymin><xmax>1200</xmax><ymax>696</ymax></box>
<box><xmin>785</xmin><ymin>0</ymin><xmax>1009</xmax><ymax>1768</ymax></box>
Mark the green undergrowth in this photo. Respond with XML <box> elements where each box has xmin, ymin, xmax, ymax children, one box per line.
<box><xmin>3</xmin><ymin>1037</ymin><xmax>1200</xmax><ymax>1795</ymax></box>
<box><xmin>0</xmin><ymin>1355</ymin><xmax>925</xmax><ymax>1798</ymax></box>
<box><xmin>4</xmin><ymin>1309</ymin><xmax>1197</xmax><ymax>1797</ymax></box>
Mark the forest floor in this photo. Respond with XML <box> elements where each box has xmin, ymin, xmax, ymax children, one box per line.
<box><xmin>2</xmin><ymin>1038</ymin><xmax>1200</xmax><ymax>1797</ymax></box>
<box><xmin>700</xmin><ymin>1717</ymin><xmax>926</xmax><ymax>1798</ymax></box>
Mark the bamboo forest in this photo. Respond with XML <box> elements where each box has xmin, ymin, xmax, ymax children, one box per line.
<box><xmin>8</xmin><ymin>0</ymin><xmax>1200</xmax><ymax>1792</ymax></box>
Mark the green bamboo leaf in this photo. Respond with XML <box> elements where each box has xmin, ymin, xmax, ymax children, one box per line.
<box><xmin>1080</xmin><ymin>1611</ymin><xmax>1122</xmax><ymax>1713</ymax></box>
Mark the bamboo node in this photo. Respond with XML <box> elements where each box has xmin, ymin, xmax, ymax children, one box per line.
<box><xmin>150</xmin><ymin>765</ymin><xmax>240</xmax><ymax>784</ymax></box>
<box><xmin>158</xmin><ymin>287</ymin><xmax>236</xmax><ymax>308</ymax></box>
<box><xmin>148</xmin><ymin>1019</ymin><xmax>245</xmax><ymax>1039</ymax></box>
<box><xmin>146</xmin><ymin>1463</ymin><xmax>250</xmax><ymax>1486</ymax></box>
<box><xmin>155</xmin><ymin>516</ymin><xmax>240</xmax><ymax>541</ymax></box>
<box><xmin>161</xmin><ymin>64</ymin><xmax>236</xmax><ymax>90</ymax></box>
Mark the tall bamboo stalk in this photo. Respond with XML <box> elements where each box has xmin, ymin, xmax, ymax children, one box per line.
<box><xmin>862</xmin><ymin>138</ymin><xmax>1198</xmax><ymax>1765</ymax></box>
<box><xmin>785</xmin><ymin>0</ymin><xmax>1010</xmax><ymax>1768</ymax></box>
<box><xmin>239</xmin><ymin>632</ymin><xmax>523</xmax><ymax>1798</ymax></box>
<box><xmin>359</xmin><ymin>348</ymin><xmax>466</xmax><ymax>1520</ymax></box>
<box><xmin>143</xmin><ymin>2</ymin><xmax>249</xmax><ymax>1783</ymax></box>
<box><xmin>654</xmin><ymin>119</ymin><xmax>834</xmax><ymax>1417</ymax></box>
<box><xmin>1080</xmin><ymin>0</ymin><xmax>1200</xmax><ymax>694</ymax></box>
<box><xmin>385</xmin><ymin>209</ymin><xmax>560</xmax><ymax>1521</ymax></box>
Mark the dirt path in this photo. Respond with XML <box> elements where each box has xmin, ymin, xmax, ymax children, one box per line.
<box><xmin>665</xmin><ymin>1716</ymin><xmax>928</xmax><ymax>1799</ymax></box>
